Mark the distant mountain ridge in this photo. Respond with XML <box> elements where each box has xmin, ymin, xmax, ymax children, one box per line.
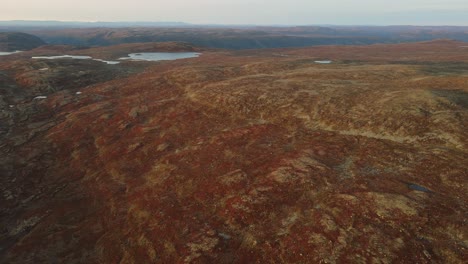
<box><xmin>1</xmin><ymin>21</ymin><xmax>467</xmax><ymax>50</ymax></box>
<box><xmin>0</xmin><ymin>32</ymin><xmax>45</xmax><ymax>51</ymax></box>
<box><xmin>15</xmin><ymin>27</ymin><xmax>468</xmax><ymax>50</ymax></box>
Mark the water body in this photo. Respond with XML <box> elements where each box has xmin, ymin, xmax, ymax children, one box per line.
<box><xmin>407</xmin><ymin>183</ymin><xmax>432</xmax><ymax>193</ymax></box>
<box><xmin>32</xmin><ymin>55</ymin><xmax>92</xmax><ymax>60</ymax></box>
<box><xmin>118</xmin><ymin>52</ymin><xmax>201</xmax><ymax>62</ymax></box>
<box><xmin>32</xmin><ymin>55</ymin><xmax>120</xmax><ymax>65</ymax></box>
<box><xmin>31</xmin><ymin>53</ymin><xmax>200</xmax><ymax>64</ymax></box>
<box><xmin>315</xmin><ymin>60</ymin><xmax>333</xmax><ymax>64</ymax></box>
<box><xmin>0</xmin><ymin>51</ymin><xmax>22</xmax><ymax>56</ymax></box>
<box><xmin>93</xmin><ymin>59</ymin><xmax>120</xmax><ymax>65</ymax></box>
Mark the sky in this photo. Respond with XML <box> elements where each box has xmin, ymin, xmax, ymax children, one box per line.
<box><xmin>2</xmin><ymin>0</ymin><xmax>468</xmax><ymax>25</ymax></box>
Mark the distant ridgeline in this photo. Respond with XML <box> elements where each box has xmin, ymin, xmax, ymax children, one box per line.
<box><xmin>1</xmin><ymin>22</ymin><xmax>468</xmax><ymax>50</ymax></box>
<box><xmin>0</xmin><ymin>32</ymin><xmax>45</xmax><ymax>51</ymax></box>
<box><xmin>23</xmin><ymin>26</ymin><xmax>468</xmax><ymax>50</ymax></box>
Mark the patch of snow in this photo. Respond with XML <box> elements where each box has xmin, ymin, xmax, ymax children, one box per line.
<box><xmin>33</xmin><ymin>96</ymin><xmax>47</xmax><ymax>100</ymax></box>
<box><xmin>39</xmin><ymin>68</ymin><xmax>49</xmax><ymax>71</ymax></box>
<box><xmin>76</xmin><ymin>91</ymin><xmax>82</xmax><ymax>95</ymax></box>
<box><xmin>9</xmin><ymin>105</ymin><xmax>14</xmax><ymax>108</ymax></box>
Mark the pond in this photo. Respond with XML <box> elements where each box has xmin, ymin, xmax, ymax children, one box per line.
<box><xmin>118</xmin><ymin>52</ymin><xmax>201</xmax><ymax>62</ymax></box>
<box><xmin>32</xmin><ymin>55</ymin><xmax>120</xmax><ymax>64</ymax></box>
<box><xmin>30</xmin><ymin>53</ymin><xmax>201</xmax><ymax>64</ymax></box>
<box><xmin>315</xmin><ymin>60</ymin><xmax>332</xmax><ymax>64</ymax></box>
<box><xmin>0</xmin><ymin>51</ymin><xmax>22</xmax><ymax>56</ymax></box>
<box><xmin>32</xmin><ymin>55</ymin><xmax>93</xmax><ymax>60</ymax></box>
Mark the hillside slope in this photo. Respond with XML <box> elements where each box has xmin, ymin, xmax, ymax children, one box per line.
<box><xmin>0</xmin><ymin>32</ymin><xmax>45</xmax><ymax>51</ymax></box>
<box><xmin>0</xmin><ymin>41</ymin><xmax>467</xmax><ymax>263</ymax></box>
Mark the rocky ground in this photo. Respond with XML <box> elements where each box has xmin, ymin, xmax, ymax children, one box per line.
<box><xmin>0</xmin><ymin>40</ymin><xmax>467</xmax><ymax>263</ymax></box>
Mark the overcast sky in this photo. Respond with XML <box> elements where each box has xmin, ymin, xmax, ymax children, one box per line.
<box><xmin>2</xmin><ymin>0</ymin><xmax>468</xmax><ymax>25</ymax></box>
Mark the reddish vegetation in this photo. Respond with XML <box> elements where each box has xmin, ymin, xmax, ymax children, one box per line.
<box><xmin>251</xmin><ymin>39</ymin><xmax>468</xmax><ymax>62</ymax></box>
<box><xmin>0</xmin><ymin>40</ymin><xmax>467</xmax><ymax>263</ymax></box>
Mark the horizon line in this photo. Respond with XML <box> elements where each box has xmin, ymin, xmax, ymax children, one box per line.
<box><xmin>1</xmin><ymin>20</ymin><xmax>468</xmax><ymax>27</ymax></box>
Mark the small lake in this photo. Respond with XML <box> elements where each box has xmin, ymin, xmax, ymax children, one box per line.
<box><xmin>31</xmin><ymin>53</ymin><xmax>200</xmax><ymax>64</ymax></box>
<box><xmin>32</xmin><ymin>55</ymin><xmax>93</xmax><ymax>60</ymax></box>
<box><xmin>315</xmin><ymin>60</ymin><xmax>332</xmax><ymax>64</ymax></box>
<box><xmin>118</xmin><ymin>52</ymin><xmax>201</xmax><ymax>62</ymax></box>
<box><xmin>93</xmin><ymin>59</ymin><xmax>120</xmax><ymax>65</ymax></box>
<box><xmin>32</xmin><ymin>55</ymin><xmax>120</xmax><ymax>64</ymax></box>
<box><xmin>0</xmin><ymin>51</ymin><xmax>22</xmax><ymax>56</ymax></box>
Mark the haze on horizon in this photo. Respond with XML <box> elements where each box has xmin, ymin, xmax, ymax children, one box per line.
<box><xmin>2</xmin><ymin>0</ymin><xmax>468</xmax><ymax>26</ymax></box>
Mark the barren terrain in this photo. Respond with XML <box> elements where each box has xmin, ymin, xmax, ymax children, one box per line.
<box><xmin>0</xmin><ymin>40</ymin><xmax>467</xmax><ymax>263</ymax></box>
